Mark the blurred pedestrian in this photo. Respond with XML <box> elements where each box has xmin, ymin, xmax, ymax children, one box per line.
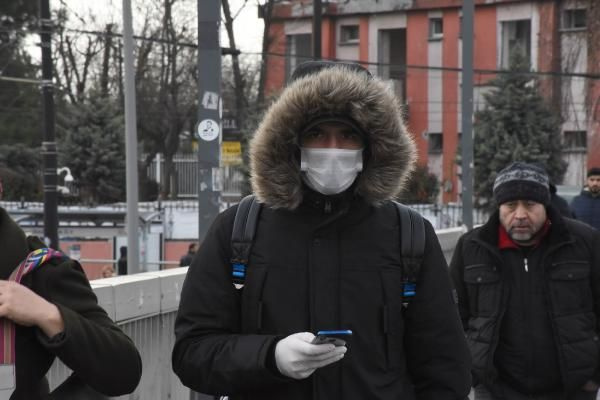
<box><xmin>101</xmin><ymin>265</ymin><xmax>115</xmax><ymax>278</ymax></box>
<box><xmin>571</xmin><ymin>167</ymin><xmax>600</xmax><ymax>230</ymax></box>
<box><xmin>117</xmin><ymin>246</ymin><xmax>127</xmax><ymax>275</ymax></box>
<box><xmin>179</xmin><ymin>243</ymin><xmax>197</xmax><ymax>267</ymax></box>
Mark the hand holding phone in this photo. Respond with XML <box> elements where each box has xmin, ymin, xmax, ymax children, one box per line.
<box><xmin>311</xmin><ymin>330</ymin><xmax>352</xmax><ymax>347</ymax></box>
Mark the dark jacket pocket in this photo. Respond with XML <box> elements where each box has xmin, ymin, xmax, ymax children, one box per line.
<box><xmin>548</xmin><ymin>261</ymin><xmax>592</xmax><ymax>314</ymax></box>
<box><xmin>463</xmin><ymin>264</ymin><xmax>501</xmax><ymax>317</ymax></box>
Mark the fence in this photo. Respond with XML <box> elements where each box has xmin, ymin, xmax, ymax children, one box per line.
<box><xmin>145</xmin><ymin>153</ymin><xmax>245</xmax><ymax>199</ymax></box>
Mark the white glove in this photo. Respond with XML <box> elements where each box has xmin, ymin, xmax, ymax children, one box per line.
<box><xmin>274</xmin><ymin>332</ymin><xmax>347</xmax><ymax>379</ymax></box>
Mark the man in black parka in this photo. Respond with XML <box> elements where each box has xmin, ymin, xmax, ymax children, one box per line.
<box><xmin>0</xmin><ymin>203</ymin><xmax>142</xmax><ymax>397</ymax></box>
<box><xmin>449</xmin><ymin>162</ymin><xmax>600</xmax><ymax>400</ymax></box>
<box><xmin>172</xmin><ymin>61</ymin><xmax>471</xmax><ymax>400</ymax></box>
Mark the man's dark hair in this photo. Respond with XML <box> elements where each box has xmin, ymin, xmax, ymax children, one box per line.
<box><xmin>587</xmin><ymin>167</ymin><xmax>600</xmax><ymax>178</ymax></box>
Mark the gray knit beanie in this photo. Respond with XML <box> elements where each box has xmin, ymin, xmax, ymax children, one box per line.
<box><xmin>493</xmin><ymin>162</ymin><xmax>550</xmax><ymax>206</ymax></box>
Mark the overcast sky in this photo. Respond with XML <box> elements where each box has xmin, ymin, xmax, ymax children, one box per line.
<box><xmin>58</xmin><ymin>0</ymin><xmax>264</xmax><ymax>53</ymax></box>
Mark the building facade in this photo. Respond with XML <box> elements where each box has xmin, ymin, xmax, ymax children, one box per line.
<box><xmin>263</xmin><ymin>0</ymin><xmax>600</xmax><ymax>203</ymax></box>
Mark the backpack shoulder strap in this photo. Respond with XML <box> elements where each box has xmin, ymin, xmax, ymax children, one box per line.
<box><xmin>230</xmin><ymin>195</ymin><xmax>262</xmax><ymax>285</ymax></box>
<box><xmin>393</xmin><ymin>201</ymin><xmax>426</xmax><ymax>307</ymax></box>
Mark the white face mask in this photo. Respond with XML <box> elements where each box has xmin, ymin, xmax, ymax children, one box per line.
<box><xmin>300</xmin><ymin>147</ymin><xmax>363</xmax><ymax>195</ymax></box>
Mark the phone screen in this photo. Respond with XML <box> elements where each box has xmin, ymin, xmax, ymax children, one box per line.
<box><xmin>311</xmin><ymin>330</ymin><xmax>352</xmax><ymax>346</ymax></box>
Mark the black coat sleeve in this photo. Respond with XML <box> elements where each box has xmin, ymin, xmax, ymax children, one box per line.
<box><xmin>32</xmin><ymin>257</ymin><xmax>142</xmax><ymax>396</ymax></box>
<box><xmin>403</xmin><ymin>220</ymin><xmax>472</xmax><ymax>400</ymax></box>
<box><xmin>588</xmin><ymin>229</ymin><xmax>600</xmax><ymax>383</ymax></box>
<box><xmin>448</xmin><ymin>234</ymin><xmax>470</xmax><ymax>330</ymax></box>
<box><xmin>171</xmin><ymin>207</ymin><xmax>289</xmax><ymax>395</ymax></box>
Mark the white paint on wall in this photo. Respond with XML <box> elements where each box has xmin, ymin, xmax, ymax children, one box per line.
<box><xmin>285</xmin><ymin>19</ymin><xmax>312</xmax><ymax>35</ymax></box>
<box><xmin>428</xmin><ymin>40</ymin><xmax>443</xmax><ymax>133</ymax></box>
<box><xmin>496</xmin><ymin>2</ymin><xmax>539</xmax><ymax>70</ymax></box>
<box><xmin>368</xmin><ymin>13</ymin><xmax>407</xmax><ymax>75</ymax></box>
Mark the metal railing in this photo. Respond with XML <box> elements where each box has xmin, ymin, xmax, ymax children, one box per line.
<box><xmin>47</xmin><ymin>268</ymin><xmax>191</xmax><ymax>400</ymax></box>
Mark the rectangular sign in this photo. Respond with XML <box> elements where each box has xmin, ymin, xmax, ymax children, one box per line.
<box><xmin>221</xmin><ymin>141</ymin><xmax>242</xmax><ymax>166</ymax></box>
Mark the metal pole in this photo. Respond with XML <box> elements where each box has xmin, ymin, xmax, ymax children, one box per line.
<box><xmin>313</xmin><ymin>0</ymin><xmax>322</xmax><ymax>59</ymax></box>
<box><xmin>196</xmin><ymin>0</ymin><xmax>221</xmax><ymax>243</ymax></box>
<box><xmin>122</xmin><ymin>0</ymin><xmax>140</xmax><ymax>273</ymax></box>
<box><xmin>39</xmin><ymin>0</ymin><xmax>58</xmax><ymax>250</ymax></box>
<box><xmin>461</xmin><ymin>0</ymin><xmax>474</xmax><ymax>230</ymax></box>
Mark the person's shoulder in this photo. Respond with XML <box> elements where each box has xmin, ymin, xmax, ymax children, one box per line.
<box><xmin>563</xmin><ymin>217</ymin><xmax>599</xmax><ymax>239</ymax></box>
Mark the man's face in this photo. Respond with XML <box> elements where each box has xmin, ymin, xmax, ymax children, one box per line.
<box><xmin>499</xmin><ymin>200</ymin><xmax>547</xmax><ymax>245</ymax></box>
<box><xmin>300</xmin><ymin>122</ymin><xmax>364</xmax><ymax>149</ymax></box>
<box><xmin>587</xmin><ymin>175</ymin><xmax>600</xmax><ymax>194</ymax></box>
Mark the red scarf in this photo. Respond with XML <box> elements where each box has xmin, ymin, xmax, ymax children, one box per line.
<box><xmin>498</xmin><ymin>219</ymin><xmax>551</xmax><ymax>249</ymax></box>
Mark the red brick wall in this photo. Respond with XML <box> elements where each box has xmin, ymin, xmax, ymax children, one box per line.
<box><xmin>442</xmin><ymin>10</ymin><xmax>460</xmax><ymax>202</ymax></box>
<box><xmin>406</xmin><ymin>11</ymin><xmax>429</xmax><ymax>164</ymax></box>
<box><xmin>265</xmin><ymin>22</ymin><xmax>287</xmax><ymax>97</ymax></box>
<box><xmin>473</xmin><ymin>5</ymin><xmax>497</xmax><ymax>84</ymax></box>
<box><xmin>60</xmin><ymin>239</ymin><xmax>113</xmax><ymax>280</ymax></box>
<box><xmin>359</xmin><ymin>16</ymin><xmax>369</xmax><ymax>66</ymax></box>
<box><xmin>322</xmin><ymin>17</ymin><xmax>336</xmax><ymax>59</ymax></box>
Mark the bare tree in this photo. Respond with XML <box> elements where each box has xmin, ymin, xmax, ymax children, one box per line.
<box><xmin>222</xmin><ymin>0</ymin><xmax>248</xmax><ymax>129</ymax></box>
<box><xmin>135</xmin><ymin>0</ymin><xmax>198</xmax><ymax>199</ymax></box>
<box><xmin>257</xmin><ymin>0</ymin><xmax>276</xmax><ymax>107</ymax></box>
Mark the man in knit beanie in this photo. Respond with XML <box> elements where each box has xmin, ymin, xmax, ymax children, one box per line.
<box><xmin>450</xmin><ymin>161</ymin><xmax>600</xmax><ymax>400</ymax></box>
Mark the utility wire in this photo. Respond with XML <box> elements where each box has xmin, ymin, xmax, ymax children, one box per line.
<box><xmin>19</xmin><ymin>26</ymin><xmax>599</xmax><ymax>81</ymax></box>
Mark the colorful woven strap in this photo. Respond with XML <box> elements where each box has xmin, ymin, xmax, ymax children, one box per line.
<box><xmin>0</xmin><ymin>248</ymin><xmax>65</xmax><ymax>364</ymax></box>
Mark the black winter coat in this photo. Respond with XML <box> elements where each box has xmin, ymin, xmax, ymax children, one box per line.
<box><xmin>172</xmin><ymin>196</ymin><xmax>472</xmax><ymax>400</ymax></box>
<box><xmin>0</xmin><ymin>207</ymin><xmax>142</xmax><ymax>399</ymax></box>
<box><xmin>449</xmin><ymin>206</ymin><xmax>600</xmax><ymax>396</ymax></box>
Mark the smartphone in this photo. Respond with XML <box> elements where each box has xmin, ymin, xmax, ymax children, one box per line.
<box><xmin>311</xmin><ymin>330</ymin><xmax>353</xmax><ymax>346</ymax></box>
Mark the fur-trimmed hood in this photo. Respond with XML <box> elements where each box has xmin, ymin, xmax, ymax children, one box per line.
<box><xmin>249</xmin><ymin>65</ymin><xmax>416</xmax><ymax>210</ymax></box>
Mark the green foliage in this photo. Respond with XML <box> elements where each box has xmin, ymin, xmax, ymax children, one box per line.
<box><xmin>473</xmin><ymin>50</ymin><xmax>567</xmax><ymax>209</ymax></box>
<box><xmin>0</xmin><ymin>50</ymin><xmax>41</xmax><ymax>147</ymax></box>
<box><xmin>57</xmin><ymin>92</ymin><xmax>126</xmax><ymax>205</ymax></box>
<box><xmin>0</xmin><ymin>144</ymin><xmax>42</xmax><ymax>201</ymax></box>
<box><xmin>398</xmin><ymin>164</ymin><xmax>440</xmax><ymax>204</ymax></box>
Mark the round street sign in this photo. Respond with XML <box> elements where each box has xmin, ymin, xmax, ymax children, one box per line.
<box><xmin>196</xmin><ymin>119</ymin><xmax>220</xmax><ymax>141</ymax></box>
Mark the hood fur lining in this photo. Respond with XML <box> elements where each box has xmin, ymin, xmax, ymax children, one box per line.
<box><xmin>250</xmin><ymin>66</ymin><xmax>416</xmax><ymax>209</ymax></box>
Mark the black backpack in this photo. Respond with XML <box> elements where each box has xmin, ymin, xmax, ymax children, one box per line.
<box><xmin>230</xmin><ymin>195</ymin><xmax>425</xmax><ymax>307</ymax></box>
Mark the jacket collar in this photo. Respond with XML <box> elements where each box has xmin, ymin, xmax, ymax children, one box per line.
<box><xmin>0</xmin><ymin>207</ymin><xmax>30</xmax><ymax>279</ymax></box>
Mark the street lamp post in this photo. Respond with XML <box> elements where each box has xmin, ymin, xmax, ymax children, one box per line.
<box><xmin>196</xmin><ymin>0</ymin><xmax>222</xmax><ymax>243</ymax></box>
<box><xmin>39</xmin><ymin>0</ymin><xmax>58</xmax><ymax>249</ymax></box>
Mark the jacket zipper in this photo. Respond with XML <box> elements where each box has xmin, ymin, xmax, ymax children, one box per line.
<box><xmin>324</xmin><ymin>200</ymin><xmax>332</xmax><ymax>214</ymax></box>
<box><xmin>524</xmin><ymin>257</ymin><xmax>528</xmax><ymax>272</ymax></box>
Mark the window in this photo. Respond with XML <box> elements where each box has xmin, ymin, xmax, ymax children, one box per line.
<box><xmin>285</xmin><ymin>34</ymin><xmax>312</xmax><ymax>82</ymax></box>
<box><xmin>428</xmin><ymin>132</ymin><xmax>443</xmax><ymax>154</ymax></box>
<box><xmin>500</xmin><ymin>20</ymin><xmax>531</xmax><ymax>68</ymax></box>
<box><xmin>562</xmin><ymin>9</ymin><xmax>587</xmax><ymax>30</ymax></box>
<box><xmin>340</xmin><ymin>25</ymin><xmax>359</xmax><ymax>44</ymax></box>
<box><xmin>564</xmin><ymin>130</ymin><xmax>587</xmax><ymax>150</ymax></box>
<box><xmin>429</xmin><ymin>18</ymin><xmax>443</xmax><ymax>39</ymax></box>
